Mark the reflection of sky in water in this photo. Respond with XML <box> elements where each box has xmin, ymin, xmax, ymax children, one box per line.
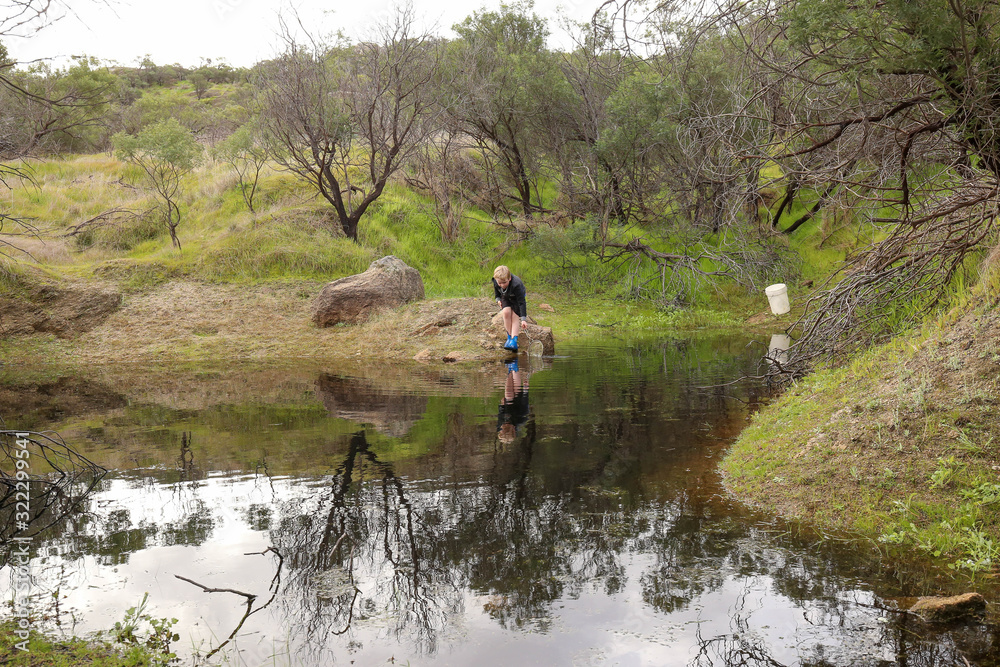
<box><xmin>0</xmin><ymin>472</ymin><xmax>929</xmax><ymax>665</ymax></box>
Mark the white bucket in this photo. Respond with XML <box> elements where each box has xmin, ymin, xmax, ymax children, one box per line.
<box><xmin>765</xmin><ymin>283</ymin><xmax>790</xmax><ymax>315</ymax></box>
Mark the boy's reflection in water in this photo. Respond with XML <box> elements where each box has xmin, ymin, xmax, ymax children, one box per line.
<box><xmin>497</xmin><ymin>358</ymin><xmax>530</xmax><ymax>445</ymax></box>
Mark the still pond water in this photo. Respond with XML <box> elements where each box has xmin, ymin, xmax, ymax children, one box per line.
<box><xmin>2</xmin><ymin>336</ymin><xmax>998</xmax><ymax>666</ymax></box>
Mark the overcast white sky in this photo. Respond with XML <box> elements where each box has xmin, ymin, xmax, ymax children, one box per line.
<box><xmin>5</xmin><ymin>0</ymin><xmax>606</xmax><ymax>69</ymax></box>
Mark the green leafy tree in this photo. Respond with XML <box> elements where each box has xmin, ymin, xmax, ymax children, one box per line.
<box><xmin>0</xmin><ymin>57</ymin><xmax>123</xmax><ymax>156</ymax></box>
<box><xmin>121</xmin><ymin>87</ymin><xmax>210</xmax><ymax>135</ymax></box>
<box><xmin>135</xmin><ymin>56</ymin><xmax>183</xmax><ymax>87</ymax></box>
<box><xmin>213</xmin><ymin>122</ymin><xmax>268</xmax><ymax>213</ymax></box>
<box><xmin>113</xmin><ymin>118</ymin><xmax>202</xmax><ymax>250</ymax></box>
<box><xmin>0</xmin><ymin>1</ymin><xmax>114</xmax><ymax>262</ymax></box>
<box><xmin>189</xmin><ymin>68</ymin><xmax>210</xmax><ymax>100</ymax></box>
<box><xmin>448</xmin><ymin>0</ymin><xmax>568</xmax><ymax>218</ymax></box>
<box><xmin>554</xmin><ymin>35</ymin><xmax>672</xmax><ymax>227</ymax></box>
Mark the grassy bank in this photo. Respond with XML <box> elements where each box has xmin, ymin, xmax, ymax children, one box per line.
<box><xmin>1</xmin><ymin>153</ymin><xmax>784</xmax><ymax>303</ymax></box>
<box><xmin>0</xmin><ymin>618</ymin><xmax>174</xmax><ymax>666</ymax></box>
<box><xmin>0</xmin><ymin>152</ymin><xmax>797</xmax><ymax>367</ymax></box>
<box><xmin>722</xmin><ymin>282</ymin><xmax>1000</xmax><ymax>579</ymax></box>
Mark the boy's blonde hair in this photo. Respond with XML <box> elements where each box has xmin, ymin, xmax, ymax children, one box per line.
<box><xmin>498</xmin><ymin>423</ymin><xmax>516</xmax><ymax>445</ymax></box>
<box><xmin>493</xmin><ymin>265</ymin><xmax>511</xmax><ymax>281</ymax></box>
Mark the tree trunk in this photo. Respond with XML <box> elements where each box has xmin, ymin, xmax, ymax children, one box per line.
<box><xmin>342</xmin><ymin>217</ymin><xmax>359</xmax><ymax>241</ymax></box>
<box><xmin>772</xmin><ymin>179</ymin><xmax>799</xmax><ymax>229</ymax></box>
<box><xmin>168</xmin><ymin>200</ymin><xmax>182</xmax><ymax>250</ymax></box>
<box><xmin>780</xmin><ymin>182</ymin><xmax>836</xmax><ymax>235</ymax></box>
<box><xmin>598</xmin><ymin>157</ymin><xmax>626</xmax><ymax>221</ymax></box>
<box><xmin>513</xmin><ymin>148</ymin><xmax>533</xmax><ymax>218</ymax></box>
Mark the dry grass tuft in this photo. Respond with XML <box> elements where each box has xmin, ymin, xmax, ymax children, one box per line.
<box><xmin>0</xmin><ymin>234</ymin><xmax>76</xmax><ymax>265</ymax></box>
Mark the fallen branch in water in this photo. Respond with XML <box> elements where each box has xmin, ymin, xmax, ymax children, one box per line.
<box><xmin>174</xmin><ymin>575</ymin><xmax>257</xmax><ymax>601</ymax></box>
<box><xmin>176</xmin><ymin>547</ymin><xmax>285</xmax><ymax>660</ymax></box>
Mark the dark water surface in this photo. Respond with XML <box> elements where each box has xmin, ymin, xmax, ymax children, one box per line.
<box><xmin>2</xmin><ymin>337</ymin><xmax>999</xmax><ymax>666</ymax></box>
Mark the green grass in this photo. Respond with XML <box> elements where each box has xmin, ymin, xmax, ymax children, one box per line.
<box><xmin>195</xmin><ymin>218</ymin><xmax>374</xmax><ymax>282</ymax></box>
<box><xmin>0</xmin><ymin>620</ymin><xmax>170</xmax><ymax>666</ymax></box>
<box><xmin>0</xmin><ymin>260</ymin><xmax>36</xmax><ymax>297</ymax></box>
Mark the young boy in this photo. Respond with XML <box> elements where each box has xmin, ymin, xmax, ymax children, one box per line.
<box><xmin>492</xmin><ymin>265</ymin><xmax>527</xmax><ymax>351</ymax></box>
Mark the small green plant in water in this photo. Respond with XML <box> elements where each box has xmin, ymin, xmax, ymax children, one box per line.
<box><xmin>110</xmin><ymin>593</ymin><xmax>179</xmax><ymax>666</ymax></box>
<box><xmin>879</xmin><ymin>528</ymin><xmax>910</xmax><ymax>545</ymax></box>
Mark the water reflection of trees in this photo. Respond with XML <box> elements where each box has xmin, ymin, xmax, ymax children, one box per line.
<box><xmin>258</xmin><ymin>372</ymin><xmax>1000</xmax><ymax>667</ymax></box>
<box><xmin>19</xmin><ymin>430</ymin><xmax>225</xmax><ymax>561</ymax></box>
<box><xmin>0</xmin><ymin>428</ymin><xmax>106</xmax><ymax>552</ymax></box>
<box><xmin>7</xmin><ymin>342</ymin><xmax>1000</xmax><ymax>665</ymax></box>
<box><xmin>266</xmin><ymin>429</ymin><xmax>464</xmax><ymax>658</ymax></box>
<box><xmin>257</xmin><ymin>347</ymin><xmax>760</xmax><ymax>654</ymax></box>
<box><xmin>688</xmin><ymin>601</ymin><xmax>995</xmax><ymax>667</ymax></box>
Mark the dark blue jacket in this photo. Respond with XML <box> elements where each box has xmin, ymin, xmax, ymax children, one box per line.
<box><xmin>493</xmin><ymin>275</ymin><xmax>527</xmax><ymax>318</ymax></box>
<box><xmin>497</xmin><ymin>388</ymin><xmax>530</xmax><ymax>432</ymax></box>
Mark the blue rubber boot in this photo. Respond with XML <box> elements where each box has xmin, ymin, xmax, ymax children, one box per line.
<box><xmin>503</xmin><ymin>334</ymin><xmax>515</xmax><ymax>350</ymax></box>
<box><xmin>509</xmin><ymin>335</ymin><xmax>518</xmax><ymax>351</ymax></box>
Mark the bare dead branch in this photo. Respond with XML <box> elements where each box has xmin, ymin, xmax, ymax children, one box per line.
<box><xmin>62</xmin><ymin>207</ymin><xmax>150</xmax><ymax>237</ymax></box>
<box><xmin>174</xmin><ymin>575</ymin><xmax>257</xmax><ymax>601</ymax></box>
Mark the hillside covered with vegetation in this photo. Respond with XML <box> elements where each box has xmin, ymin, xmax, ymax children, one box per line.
<box><xmin>3</xmin><ymin>0</ymin><xmax>995</xmax><ymax>365</ymax></box>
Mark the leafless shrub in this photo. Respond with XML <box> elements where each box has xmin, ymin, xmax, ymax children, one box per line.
<box><xmin>253</xmin><ymin>6</ymin><xmax>442</xmax><ymax>241</ymax></box>
<box><xmin>602</xmin><ymin>226</ymin><xmax>798</xmax><ymax>303</ymax></box>
<box><xmin>0</xmin><ymin>160</ymin><xmax>38</xmax><ymax>260</ymax></box>
<box><xmin>794</xmin><ymin>187</ymin><xmax>1000</xmax><ymax>365</ymax></box>
<box><xmin>405</xmin><ymin>131</ymin><xmax>475</xmax><ymax>242</ymax></box>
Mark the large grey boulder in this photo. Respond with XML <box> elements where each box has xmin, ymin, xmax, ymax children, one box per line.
<box><xmin>312</xmin><ymin>256</ymin><xmax>424</xmax><ymax>327</ymax></box>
